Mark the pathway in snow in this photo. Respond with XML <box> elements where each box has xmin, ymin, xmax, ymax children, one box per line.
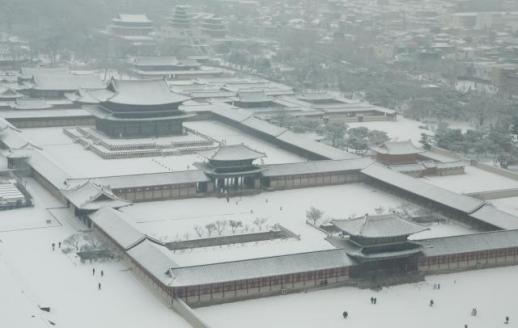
<box><xmin>0</xmin><ymin>180</ymin><xmax>192</xmax><ymax>328</ymax></box>
<box><xmin>198</xmin><ymin>266</ymin><xmax>518</xmax><ymax>328</ymax></box>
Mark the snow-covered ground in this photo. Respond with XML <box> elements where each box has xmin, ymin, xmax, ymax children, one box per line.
<box><xmin>198</xmin><ymin>266</ymin><xmax>518</xmax><ymax>328</ymax></box>
<box><xmin>490</xmin><ymin>197</ymin><xmax>518</xmax><ymax>217</ymax></box>
<box><xmin>0</xmin><ymin>155</ymin><xmax>7</xmax><ymax>170</ymax></box>
<box><xmin>0</xmin><ymin>180</ymin><xmax>191</xmax><ymax>328</ymax></box>
<box><xmin>20</xmin><ymin>123</ymin><xmax>304</xmax><ymax>178</ymax></box>
<box><xmin>410</xmin><ymin>220</ymin><xmax>477</xmax><ymax>240</ymax></box>
<box><xmin>21</xmin><ymin>127</ymin><xmax>202</xmax><ymax>177</ymax></box>
<box><xmin>347</xmin><ymin>117</ymin><xmax>430</xmax><ymax>144</ymax></box>
<box><xmin>422</xmin><ymin>166</ymin><xmax>518</xmax><ymax>194</ymax></box>
<box><xmin>184</xmin><ymin>120</ymin><xmax>304</xmax><ymax>164</ymax></box>
<box><xmin>121</xmin><ymin>183</ymin><xmax>475</xmax><ymax>266</ymax></box>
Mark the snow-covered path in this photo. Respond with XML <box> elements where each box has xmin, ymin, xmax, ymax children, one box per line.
<box><xmin>0</xmin><ymin>180</ymin><xmax>192</xmax><ymax>328</ymax></box>
<box><xmin>198</xmin><ymin>266</ymin><xmax>518</xmax><ymax>328</ymax></box>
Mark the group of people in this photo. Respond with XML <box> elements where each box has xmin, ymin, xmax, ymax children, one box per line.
<box><xmin>341</xmin><ymin>293</ymin><xmax>511</xmax><ymax>326</ymax></box>
<box><xmin>50</xmin><ymin>242</ymin><xmax>61</xmax><ymax>251</ymax></box>
<box><xmin>92</xmin><ymin>267</ymin><xmax>104</xmax><ymax>290</ymax></box>
<box><xmin>341</xmin><ymin>296</ymin><xmax>379</xmax><ymax>319</ymax></box>
<box><xmin>430</xmin><ymin>299</ymin><xmax>511</xmax><ymax>327</ymax></box>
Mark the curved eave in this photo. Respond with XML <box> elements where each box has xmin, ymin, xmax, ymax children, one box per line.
<box><xmin>350</xmin><ymin>230</ymin><xmax>428</xmax><ymax>239</ymax></box>
<box><xmin>94</xmin><ymin>113</ymin><xmax>196</xmax><ymax>122</ymax></box>
<box><xmin>202</xmin><ymin>166</ymin><xmax>264</xmax><ymax>177</ymax></box>
<box><xmin>103</xmin><ymin>97</ymin><xmax>188</xmax><ymax>107</ymax></box>
<box><xmin>77</xmin><ymin>200</ymin><xmax>131</xmax><ymax>211</ymax></box>
<box><xmin>347</xmin><ymin>247</ymin><xmax>423</xmax><ymax>262</ymax></box>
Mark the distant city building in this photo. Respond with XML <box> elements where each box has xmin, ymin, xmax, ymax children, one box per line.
<box><xmin>371</xmin><ymin>140</ymin><xmax>424</xmax><ymax>165</ymax></box>
<box><xmin>0</xmin><ymin>33</ymin><xmax>31</xmax><ymax>69</ymax></box>
<box><xmin>201</xmin><ymin>15</ymin><xmax>227</xmax><ymax>38</ymax></box>
<box><xmin>169</xmin><ymin>5</ymin><xmax>192</xmax><ymax>30</ymax></box>
<box><xmin>100</xmin><ymin>14</ymin><xmax>156</xmax><ymax>56</ymax></box>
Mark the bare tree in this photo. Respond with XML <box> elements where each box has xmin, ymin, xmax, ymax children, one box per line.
<box><xmin>253</xmin><ymin>217</ymin><xmax>268</xmax><ymax>231</ymax></box>
<box><xmin>215</xmin><ymin>220</ymin><xmax>228</xmax><ymax>236</ymax></box>
<box><xmin>194</xmin><ymin>225</ymin><xmax>204</xmax><ymax>238</ymax></box>
<box><xmin>229</xmin><ymin>220</ymin><xmax>243</xmax><ymax>234</ymax></box>
<box><xmin>306</xmin><ymin>206</ymin><xmax>324</xmax><ymax>226</ymax></box>
<box><xmin>205</xmin><ymin>223</ymin><xmax>216</xmax><ymax>237</ymax></box>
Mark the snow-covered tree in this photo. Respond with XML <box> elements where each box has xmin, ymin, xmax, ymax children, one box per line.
<box><xmin>306</xmin><ymin>206</ymin><xmax>324</xmax><ymax>225</ymax></box>
<box><xmin>205</xmin><ymin>223</ymin><xmax>216</xmax><ymax>237</ymax></box>
<box><xmin>229</xmin><ymin>220</ymin><xmax>243</xmax><ymax>234</ymax></box>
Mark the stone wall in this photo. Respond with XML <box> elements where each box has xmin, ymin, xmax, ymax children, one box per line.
<box><xmin>418</xmin><ymin>248</ymin><xmax>518</xmax><ymax>274</ymax></box>
<box><xmin>179</xmin><ymin>267</ymin><xmax>351</xmax><ymax>307</ymax></box>
<box><xmin>267</xmin><ymin>171</ymin><xmax>364</xmax><ymax>190</ymax></box>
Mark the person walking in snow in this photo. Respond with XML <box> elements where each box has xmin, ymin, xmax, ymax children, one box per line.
<box><xmin>429</xmin><ymin>299</ymin><xmax>434</xmax><ymax>307</ymax></box>
<box><xmin>505</xmin><ymin>316</ymin><xmax>510</xmax><ymax>324</ymax></box>
<box><xmin>98</xmin><ymin>282</ymin><xmax>101</xmax><ymax>290</ymax></box>
<box><xmin>342</xmin><ymin>311</ymin><xmax>348</xmax><ymax>319</ymax></box>
<box><xmin>471</xmin><ymin>308</ymin><xmax>477</xmax><ymax>317</ymax></box>
<box><xmin>101</xmin><ymin>270</ymin><xmax>104</xmax><ymax>277</ymax></box>
<box><xmin>51</xmin><ymin>243</ymin><xmax>55</xmax><ymax>251</ymax></box>
<box><xmin>92</xmin><ymin>268</ymin><xmax>95</xmax><ymax>276</ymax></box>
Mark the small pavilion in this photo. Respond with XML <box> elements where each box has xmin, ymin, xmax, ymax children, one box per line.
<box><xmin>332</xmin><ymin>214</ymin><xmax>427</xmax><ymax>280</ymax></box>
<box><xmin>197</xmin><ymin>144</ymin><xmax>266</xmax><ymax>193</ymax></box>
<box><xmin>62</xmin><ymin>181</ymin><xmax>130</xmax><ymax>226</ymax></box>
<box><xmin>371</xmin><ymin>140</ymin><xmax>424</xmax><ymax>164</ymax></box>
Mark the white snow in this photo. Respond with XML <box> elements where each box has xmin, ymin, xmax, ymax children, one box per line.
<box><xmin>490</xmin><ymin>197</ymin><xmax>518</xmax><ymax>217</ymax></box>
<box><xmin>20</xmin><ymin>122</ymin><xmax>304</xmax><ymax>178</ymax></box>
<box><xmin>410</xmin><ymin>220</ymin><xmax>477</xmax><ymax>240</ymax></box>
<box><xmin>422</xmin><ymin>166</ymin><xmax>518</xmax><ymax>194</ymax></box>
<box><xmin>347</xmin><ymin>117</ymin><xmax>430</xmax><ymax>144</ymax></box>
<box><xmin>0</xmin><ymin>179</ymin><xmax>192</xmax><ymax>328</ymax></box>
<box><xmin>121</xmin><ymin>183</ymin><xmax>473</xmax><ymax>266</ymax></box>
<box><xmin>197</xmin><ymin>266</ymin><xmax>518</xmax><ymax>328</ymax></box>
<box><xmin>21</xmin><ymin>127</ymin><xmax>202</xmax><ymax>177</ymax></box>
<box><xmin>184</xmin><ymin>120</ymin><xmax>305</xmax><ymax>164</ymax></box>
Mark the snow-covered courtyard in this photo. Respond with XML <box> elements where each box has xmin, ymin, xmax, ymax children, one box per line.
<box><xmin>422</xmin><ymin>166</ymin><xmax>518</xmax><ymax>194</ymax></box>
<box><xmin>121</xmin><ymin>183</ymin><xmax>476</xmax><ymax>266</ymax></box>
<box><xmin>347</xmin><ymin>117</ymin><xmax>430</xmax><ymax>144</ymax></box>
<box><xmin>197</xmin><ymin>266</ymin><xmax>518</xmax><ymax>328</ymax></box>
<box><xmin>19</xmin><ymin>122</ymin><xmax>304</xmax><ymax>179</ymax></box>
<box><xmin>183</xmin><ymin>120</ymin><xmax>304</xmax><ymax>163</ymax></box>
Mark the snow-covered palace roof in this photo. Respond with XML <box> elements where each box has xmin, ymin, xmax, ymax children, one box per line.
<box><xmin>371</xmin><ymin>140</ymin><xmax>424</xmax><ymax>155</ymax></box>
<box><xmin>199</xmin><ymin>144</ymin><xmax>266</xmax><ymax>162</ymax></box>
<box><xmin>62</xmin><ymin>181</ymin><xmax>130</xmax><ymax>211</ymax></box>
<box><xmin>332</xmin><ymin>214</ymin><xmax>428</xmax><ymax>239</ymax></box>
<box><xmin>90</xmin><ymin>79</ymin><xmax>189</xmax><ymax>106</ymax></box>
